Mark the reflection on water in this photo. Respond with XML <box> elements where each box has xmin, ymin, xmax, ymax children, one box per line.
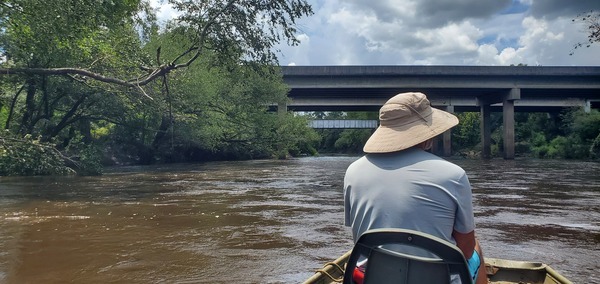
<box><xmin>0</xmin><ymin>157</ymin><xmax>598</xmax><ymax>283</ymax></box>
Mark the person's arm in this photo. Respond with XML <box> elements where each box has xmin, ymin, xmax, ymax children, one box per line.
<box><xmin>453</xmin><ymin>230</ymin><xmax>487</xmax><ymax>284</ymax></box>
<box><xmin>453</xmin><ymin>170</ymin><xmax>487</xmax><ymax>283</ymax></box>
<box><xmin>452</xmin><ymin>229</ymin><xmax>475</xmax><ymax>259</ymax></box>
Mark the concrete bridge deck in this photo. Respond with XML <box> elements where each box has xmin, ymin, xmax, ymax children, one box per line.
<box><xmin>282</xmin><ymin>65</ymin><xmax>600</xmax><ymax>112</ymax></box>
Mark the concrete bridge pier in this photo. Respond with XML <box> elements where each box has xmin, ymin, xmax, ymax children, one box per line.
<box><xmin>431</xmin><ymin>106</ymin><xmax>454</xmax><ymax>157</ymax></box>
<box><xmin>443</xmin><ymin>105</ymin><xmax>454</xmax><ymax>157</ymax></box>
<box><xmin>278</xmin><ymin>101</ymin><xmax>287</xmax><ymax>117</ymax></box>
<box><xmin>480</xmin><ymin>104</ymin><xmax>492</xmax><ymax>159</ymax></box>
<box><xmin>503</xmin><ymin>88</ymin><xmax>519</xmax><ymax>159</ymax></box>
<box><xmin>478</xmin><ymin>88</ymin><xmax>520</xmax><ymax>159</ymax></box>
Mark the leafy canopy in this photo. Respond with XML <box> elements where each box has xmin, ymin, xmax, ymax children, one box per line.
<box><xmin>0</xmin><ymin>0</ymin><xmax>313</xmax><ymax>94</ymax></box>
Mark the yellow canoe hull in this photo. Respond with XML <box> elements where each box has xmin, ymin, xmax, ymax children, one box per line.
<box><xmin>303</xmin><ymin>250</ymin><xmax>572</xmax><ymax>284</ymax></box>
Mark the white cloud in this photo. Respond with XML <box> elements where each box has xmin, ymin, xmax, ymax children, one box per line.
<box><xmin>497</xmin><ymin>47</ymin><xmax>520</xmax><ymax>65</ymax></box>
<box><xmin>274</xmin><ymin>0</ymin><xmax>600</xmax><ymax>66</ymax></box>
<box><xmin>413</xmin><ymin>22</ymin><xmax>481</xmax><ymax>55</ymax></box>
<box><xmin>491</xmin><ymin>16</ymin><xmax>600</xmax><ymax>66</ymax></box>
<box><xmin>148</xmin><ymin>0</ymin><xmax>179</xmax><ymax>25</ymax></box>
<box><xmin>476</xmin><ymin>44</ymin><xmax>501</xmax><ymax>65</ymax></box>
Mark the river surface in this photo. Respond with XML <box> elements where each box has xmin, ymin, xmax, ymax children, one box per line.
<box><xmin>0</xmin><ymin>157</ymin><xmax>598</xmax><ymax>283</ymax></box>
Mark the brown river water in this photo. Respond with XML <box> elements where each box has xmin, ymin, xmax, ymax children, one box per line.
<box><xmin>0</xmin><ymin>157</ymin><xmax>598</xmax><ymax>283</ymax></box>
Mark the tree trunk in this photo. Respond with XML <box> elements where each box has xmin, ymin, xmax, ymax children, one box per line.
<box><xmin>18</xmin><ymin>77</ymin><xmax>37</xmax><ymax>135</ymax></box>
<box><xmin>4</xmin><ymin>85</ymin><xmax>25</xmax><ymax>130</ymax></box>
<box><xmin>79</xmin><ymin>119</ymin><xmax>93</xmax><ymax>144</ymax></box>
<box><xmin>151</xmin><ymin>114</ymin><xmax>171</xmax><ymax>150</ymax></box>
<box><xmin>43</xmin><ymin>94</ymin><xmax>87</xmax><ymax>141</ymax></box>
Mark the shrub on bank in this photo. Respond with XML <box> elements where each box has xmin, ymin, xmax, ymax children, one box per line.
<box><xmin>0</xmin><ymin>133</ymin><xmax>74</xmax><ymax>176</ymax></box>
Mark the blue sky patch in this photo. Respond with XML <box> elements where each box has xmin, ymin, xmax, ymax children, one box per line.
<box><xmin>477</xmin><ymin>34</ymin><xmax>520</xmax><ymax>50</ymax></box>
<box><xmin>500</xmin><ymin>0</ymin><xmax>530</xmax><ymax>15</ymax></box>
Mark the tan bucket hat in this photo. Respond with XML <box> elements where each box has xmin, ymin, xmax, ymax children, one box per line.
<box><xmin>363</xmin><ymin>92</ymin><xmax>458</xmax><ymax>153</ymax></box>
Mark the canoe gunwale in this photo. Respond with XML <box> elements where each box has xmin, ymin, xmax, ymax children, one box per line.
<box><xmin>302</xmin><ymin>251</ymin><xmax>350</xmax><ymax>284</ymax></box>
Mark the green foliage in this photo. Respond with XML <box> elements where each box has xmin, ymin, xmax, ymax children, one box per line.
<box><xmin>591</xmin><ymin>133</ymin><xmax>600</xmax><ymax>158</ymax></box>
<box><xmin>531</xmin><ymin>135</ymin><xmax>572</xmax><ymax>159</ymax></box>
<box><xmin>65</xmin><ymin>139</ymin><xmax>104</xmax><ymax>176</ymax></box>
<box><xmin>547</xmin><ymin>136</ymin><xmax>569</xmax><ymax>158</ymax></box>
<box><xmin>516</xmin><ymin>113</ymin><xmax>560</xmax><ymax>141</ymax></box>
<box><xmin>275</xmin><ymin>114</ymin><xmax>320</xmax><ymax>158</ymax></box>
<box><xmin>1</xmin><ymin>0</ymin><xmax>143</xmax><ymax>69</ymax></box>
<box><xmin>165</xmin><ymin>59</ymin><xmax>286</xmax><ymax>158</ymax></box>
<box><xmin>333</xmin><ymin>129</ymin><xmax>372</xmax><ymax>153</ymax></box>
<box><xmin>0</xmin><ymin>105</ymin><xmax>8</xmax><ymax>127</ymax></box>
<box><xmin>560</xmin><ymin>108</ymin><xmax>600</xmax><ymax>158</ymax></box>
<box><xmin>104</xmin><ymin>33</ymin><xmax>319</xmax><ymax>162</ymax></box>
<box><xmin>0</xmin><ymin>132</ymin><xmax>74</xmax><ymax>176</ymax></box>
<box><xmin>517</xmin><ymin>109</ymin><xmax>600</xmax><ymax>159</ymax></box>
<box><xmin>452</xmin><ymin>112</ymin><xmax>480</xmax><ymax>150</ymax></box>
<box><xmin>564</xmin><ymin>109</ymin><xmax>600</xmax><ymax>140</ymax></box>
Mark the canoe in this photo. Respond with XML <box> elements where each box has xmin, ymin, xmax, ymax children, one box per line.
<box><xmin>303</xmin><ymin>250</ymin><xmax>573</xmax><ymax>284</ymax></box>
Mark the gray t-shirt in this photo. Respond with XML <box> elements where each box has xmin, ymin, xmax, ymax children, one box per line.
<box><xmin>344</xmin><ymin>148</ymin><xmax>475</xmax><ymax>245</ymax></box>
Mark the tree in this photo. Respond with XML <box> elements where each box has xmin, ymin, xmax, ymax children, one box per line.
<box><xmin>452</xmin><ymin>112</ymin><xmax>480</xmax><ymax>152</ymax></box>
<box><xmin>561</xmin><ymin>108</ymin><xmax>600</xmax><ymax>158</ymax></box>
<box><xmin>571</xmin><ymin>10</ymin><xmax>600</xmax><ymax>55</ymax></box>
<box><xmin>0</xmin><ymin>0</ymin><xmax>313</xmax><ymax>95</ymax></box>
<box><xmin>0</xmin><ymin>0</ymin><xmax>149</xmax><ymax>134</ymax></box>
<box><xmin>98</xmin><ymin>25</ymin><xmax>318</xmax><ymax>164</ymax></box>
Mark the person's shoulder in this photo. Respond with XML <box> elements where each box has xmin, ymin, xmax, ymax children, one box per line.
<box><xmin>346</xmin><ymin>155</ymin><xmax>368</xmax><ymax>170</ymax></box>
<box><xmin>344</xmin><ymin>156</ymin><xmax>371</xmax><ymax>180</ymax></box>
<box><xmin>419</xmin><ymin>151</ymin><xmax>466</xmax><ymax>173</ymax></box>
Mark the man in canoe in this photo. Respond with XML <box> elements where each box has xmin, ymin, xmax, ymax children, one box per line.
<box><xmin>343</xmin><ymin>92</ymin><xmax>487</xmax><ymax>284</ymax></box>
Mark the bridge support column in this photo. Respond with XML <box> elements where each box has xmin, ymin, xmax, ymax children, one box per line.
<box><xmin>503</xmin><ymin>88</ymin><xmax>519</xmax><ymax>160</ymax></box>
<box><xmin>585</xmin><ymin>100</ymin><xmax>591</xmax><ymax>113</ymax></box>
<box><xmin>278</xmin><ymin>101</ymin><xmax>287</xmax><ymax>117</ymax></box>
<box><xmin>480</xmin><ymin>104</ymin><xmax>491</xmax><ymax>159</ymax></box>
<box><xmin>443</xmin><ymin>106</ymin><xmax>454</xmax><ymax>156</ymax></box>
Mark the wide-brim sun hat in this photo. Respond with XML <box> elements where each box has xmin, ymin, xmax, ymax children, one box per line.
<box><xmin>363</xmin><ymin>92</ymin><xmax>459</xmax><ymax>153</ymax></box>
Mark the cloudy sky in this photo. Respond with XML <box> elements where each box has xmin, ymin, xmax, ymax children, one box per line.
<box><xmin>154</xmin><ymin>0</ymin><xmax>600</xmax><ymax>66</ymax></box>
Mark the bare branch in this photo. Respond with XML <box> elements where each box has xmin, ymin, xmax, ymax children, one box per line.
<box><xmin>0</xmin><ymin>67</ymin><xmax>159</xmax><ymax>99</ymax></box>
<box><xmin>172</xmin><ymin>0</ymin><xmax>236</xmax><ymax>69</ymax></box>
<box><xmin>0</xmin><ymin>67</ymin><xmax>136</xmax><ymax>86</ymax></box>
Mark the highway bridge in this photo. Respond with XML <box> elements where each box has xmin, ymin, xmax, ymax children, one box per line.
<box><xmin>280</xmin><ymin>65</ymin><xmax>600</xmax><ymax>159</ymax></box>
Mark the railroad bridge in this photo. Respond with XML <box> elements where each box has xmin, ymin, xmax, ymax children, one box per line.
<box><xmin>280</xmin><ymin>65</ymin><xmax>600</xmax><ymax>159</ymax></box>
